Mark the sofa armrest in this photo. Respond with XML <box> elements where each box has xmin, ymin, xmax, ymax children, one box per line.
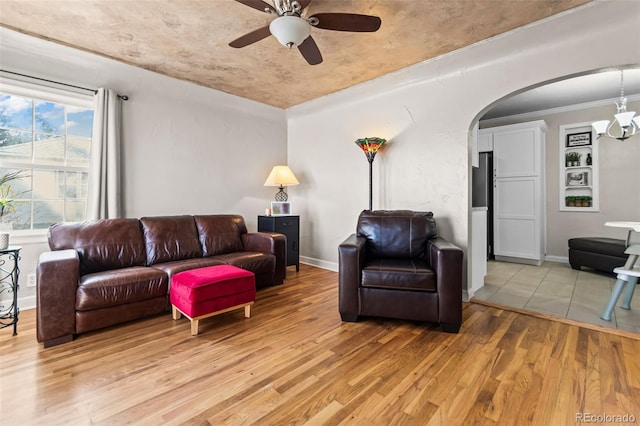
<box><xmin>428</xmin><ymin>237</ymin><xmax>464</xmax><ymax>327</ymax></box>
<box><xmin>338</xmin><ymin>234</ymin><xmax>367</xmax><ymax>321</ymax></box>
<box><xmin>242</xmin><ymin>232</ymin><xmax>286</xmax><ymax>285</ymax></box>
<box><xmin>36</xmin><ymin>249</ymin><xmax>79</xmax><ymax>347</ymax></box>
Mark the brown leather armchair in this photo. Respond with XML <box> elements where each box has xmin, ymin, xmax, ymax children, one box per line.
<box><xmin>338</xmin><ymin>210</ymin><xmax>464</xmax><ymax>332</ymax></box>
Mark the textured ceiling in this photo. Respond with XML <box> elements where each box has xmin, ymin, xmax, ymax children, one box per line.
<box><xmin>0</xmin><ymin>0</ymin><xmax>592</xmax><ymax>109</ymax></box>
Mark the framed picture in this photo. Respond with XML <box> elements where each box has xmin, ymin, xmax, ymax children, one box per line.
<box><xmin>271</xmin><ymin>201</ymin><xmax>291</xmax><ymax>216</ymax></box>
<box><xmin>566</xmin><ymin>171</ymin><xmax>589</xmax><ymax>187</ymax></box>
<box><xmin>566</xmin><ymin>131</ymin><xmax>591</xmax><ymax>147</ymax></box>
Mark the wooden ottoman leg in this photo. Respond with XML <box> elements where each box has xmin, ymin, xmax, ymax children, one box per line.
<box><xmin>245</xmin><ymin>304</ymin><xmax>251</xmax><ymax>318</ymax></box>
<box><xmin>191</xmin><ymin>319</ymin><xmax>199</xmax><ymax>336</ymax></box>
<box><xmin>172</xmin><ymin>305</ymin><xmax>181</xmax><ymax>320</ymax></box>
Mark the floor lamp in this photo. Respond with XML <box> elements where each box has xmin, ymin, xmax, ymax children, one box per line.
<box><xmin>355</xmin><ymin>137</ymin><xmax>386</xmax><ymax>210</ymax></box>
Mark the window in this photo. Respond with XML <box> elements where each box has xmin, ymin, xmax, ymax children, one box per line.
<box><xmin>0</xmin><ymin>83</ymin><xmax>94</xmax><ymax>231</ymax></box>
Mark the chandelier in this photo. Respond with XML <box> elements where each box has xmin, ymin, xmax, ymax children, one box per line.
<box><xmin>592</xmin><ymin>70</ymin><xmax>640</xmax><ymax>141</ymax></box>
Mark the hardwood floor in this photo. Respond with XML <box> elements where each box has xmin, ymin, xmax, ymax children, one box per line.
<box><xmin>2</xmin><ymin>265</ymin><xmax>639</xmax><ymax>425</ymax></box>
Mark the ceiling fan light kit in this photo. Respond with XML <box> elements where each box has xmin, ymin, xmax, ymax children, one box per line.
<box><xmin>229</xmin><ymin>0</ymin><xmax>381</xmax><ymax>65</ymax></box>
<box><xmin>269</xmin><ymin>16</ymin><xmax>310</xmax><ymax>49</ymax></box>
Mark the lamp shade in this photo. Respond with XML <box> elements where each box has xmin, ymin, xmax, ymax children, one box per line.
<box><xmin>269</xmin><ymin>16</ymin><xmax>311</xmax><ymax>49</ymax></box>
<box><xmin>615</xmin><ymin>111</ymin><xmax>636</xmax><ymax>128</ymax></box>
<box><xmin>355</xmin><ymin>137</ymin><xmax>386</xmax><ymax>162</ymax></box>
<box><xmin>592</xmin><ymin>120</ymin><xmax>610</xmax><ymax>135</ymax></box>
<box><xmin>264</xmin><ymin>166</ymin><xmax>300</xmax><ymax>187</ymax></box>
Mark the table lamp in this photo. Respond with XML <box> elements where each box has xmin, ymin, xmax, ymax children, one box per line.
<box><xmin>264</xmin><ymin>165</ymin><xmax>299</xmax><ymax>201</ymax></box>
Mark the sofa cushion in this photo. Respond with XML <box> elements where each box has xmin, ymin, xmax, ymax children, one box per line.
<box><xmin>357</xmin><ymin>210</ymin><xmax>437</xmax><ymax>260</ymax></box>
<box><xmin>49</xmin><ymin>219</ymin><xmax>146</xmax><ymax>276</ymax></box>
<box><xmin>194</xmin><ymin>215</ymin><xmax>247</xmax><ymax>256</ymax></box>
<box><xmin>76</xmin><ymin>267</ymin><xmax>168</xmax><ymax>311</ymax></box>
<box><xmin>361</xmin><ymin>258</ymin><xmax>436</xmax><ymax>292</ymax></box>
<box><xmin>150</xmin><ymin>257</ymin><xmax>226</xmax><ymax>282</ymax></box>
<box><xmin>213</xmin><ymin>252</ymin><xmax>276</xmax><ymax>276</ymax></box>
<box><xmin>141</xmin><ymin>215</ymin><xmax>203</xmax><ymax>265</ymax></box>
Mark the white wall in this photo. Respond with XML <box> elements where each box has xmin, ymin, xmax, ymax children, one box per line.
<box><xmin>286</xmin><ymin>0</ymin><xmax>640</xmax><ymax>294</ymax></box>
<box><xmin>1</xmin><ymin>28</ymin><xmax>288</xmax><ymax>308</ymax></box>
<box><xmin>482</xmin><ymin>100</ymin><xmax>640</xmax><ymax>260</ymax></box>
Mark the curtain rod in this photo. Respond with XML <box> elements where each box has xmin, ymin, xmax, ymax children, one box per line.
<box><xmin>0</xmin><ymin>69</ymin><xmax>129</xmax><ymax>100</ymax></box>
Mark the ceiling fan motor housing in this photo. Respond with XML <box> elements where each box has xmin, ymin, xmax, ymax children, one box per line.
<box><xmin>273</xmin><ymin>0</ymin><xmax>303</xmax><ymax>15</ymax></box>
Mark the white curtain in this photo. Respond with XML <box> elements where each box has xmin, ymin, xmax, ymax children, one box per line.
<box><xmin>86</xmin><ymin>88</ymin><xmax>122</xmax><ymax>219</ymax></box>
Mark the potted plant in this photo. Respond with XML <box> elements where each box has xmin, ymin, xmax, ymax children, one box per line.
<box><xmin>565</xmin><ymin>196</ymin><xmax>575</xmax><ymax>207</ymax></box>
<box><xmin>571</xmin><ymin>152</ymin><xmax>582</xmax><ymax>166</ymax></box>
<box><xmin>0</xmin><ymin>170</ymin><xmax>28</xmax><ymax>249</ymax></box>
<box><xmin>566</xmin><ymin>152</ymin><xmax>583</xmax><ymax>166</ymax></box>
<box><xmin>583</xmin><ymin>195</ymin><xmax>592</xmax><ymax>207</ymax></box>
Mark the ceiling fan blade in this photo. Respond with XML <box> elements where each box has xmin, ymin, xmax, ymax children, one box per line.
<box><xmin>297</xmin><ymin>0</ymin><xmax>312</xmax><ymax>11</ymax></box>
<box><xmin>310</xmin><ymin>13</ymin><xmax>381</xmax><ymax>32</ymax></box>
<box><xmin>298</xmin><ymin>36</ymin><xmax>323</xmax><ymax>65</ymax></box>
<box><xmin>234</xmin><ymin>0</ymin><xmax>275</xmax><ymax>14</ymax></box>
<box><xmin>229</xmin><ymin>25</ymin><xmax>272</xmax><ymax>48</ymax></box>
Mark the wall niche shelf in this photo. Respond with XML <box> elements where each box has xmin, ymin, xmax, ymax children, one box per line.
<box><xmin>559</xmin><ymin>122</ymin><xmax>599</xmax><ymax>212</ymax></box>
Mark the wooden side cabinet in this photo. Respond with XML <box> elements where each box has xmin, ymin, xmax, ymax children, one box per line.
<box><xmin>258</xmin><ymin>215</ymin><xmax>300</xmax><ymax>272</ymax></box>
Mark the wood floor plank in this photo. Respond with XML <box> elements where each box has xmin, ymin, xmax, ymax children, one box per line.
<box><xmin>1</xmin><ymin>264</ymin><xmax>639</xmax><ymax>425</ymax></box>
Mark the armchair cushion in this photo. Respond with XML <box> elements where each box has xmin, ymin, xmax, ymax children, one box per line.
<box><xmin>361</xmin><ymin>258</ymin><xmax>436</xmax><ymax>292</ymax></box>
<box><xmin>357</xmin><ymin>210</ymin><xmax>437</xmax><ymax>259</ymax></box>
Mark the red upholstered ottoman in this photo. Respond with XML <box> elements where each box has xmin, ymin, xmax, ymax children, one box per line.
<box><xmin>170</xmin><ymin>265</ymin><xmax>255</xmax><ymax>336</ymax></box>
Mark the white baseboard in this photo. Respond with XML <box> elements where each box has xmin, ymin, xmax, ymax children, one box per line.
<box><xmin>17</xmin><ymin>295</ymin><xmax>36</xmax><ymax>311</ymax></box>
<box><xmin>462</xmin><ymin>289</ymin><xmax>472</xmax><ymax>302</ymax></box>
<box><xmin>545</xmin><ymin>255</ymin><xmax>569</xmax><ymax>264</ymax></box>
<box><xmin>300</xmin><ymin>256</ymin><xmax>338</xmax><ymax>272</ymax></box>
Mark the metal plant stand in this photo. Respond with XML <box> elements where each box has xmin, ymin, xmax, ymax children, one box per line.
<box><xmin>0</xmin><ymin>246</ymin><xmax>22</xmax><ymax>335</ymax></box>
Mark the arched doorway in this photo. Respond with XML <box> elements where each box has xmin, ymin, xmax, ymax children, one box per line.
<box><xmin>469</xmin><ymin>67</ymin><xmax>640</xmax><ymax>334</ymax></box>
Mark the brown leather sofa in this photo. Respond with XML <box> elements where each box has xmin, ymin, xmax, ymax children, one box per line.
<box><xmin>36</xmin><ymin>214</ymin><xmax>286</xmax><ymax>347</ymax></box>
<box><xmin>338</xmin><ymin>210</ymin><xmax>464</xmax><ymax>332</ymax></box>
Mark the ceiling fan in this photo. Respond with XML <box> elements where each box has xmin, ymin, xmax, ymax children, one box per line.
<box><xmin>229</xmin><ymin>0</ymin><xmax>382</xmax><ymax>65</ymax></box>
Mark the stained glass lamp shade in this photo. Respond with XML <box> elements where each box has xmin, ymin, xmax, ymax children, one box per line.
<box><xmin>355</xmin><ymin>137</ymin><xmax>386</xmax><ymax>210</ymax></box>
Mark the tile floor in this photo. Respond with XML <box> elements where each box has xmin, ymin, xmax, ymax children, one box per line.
<box><xmin>472</xmin><ymin>260</ymin><xmax>640</xmax><ymax>334</ymax></box>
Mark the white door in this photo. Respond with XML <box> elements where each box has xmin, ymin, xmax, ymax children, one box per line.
<box><xmin>494</xmin><ymin>177</ymin><xmax>539</xmax><ymax>259</ymax></box>
<box><xmin>493</xmin><ymin>125</ymin><xmax>544</xmax><ymax>262</ymax></box>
